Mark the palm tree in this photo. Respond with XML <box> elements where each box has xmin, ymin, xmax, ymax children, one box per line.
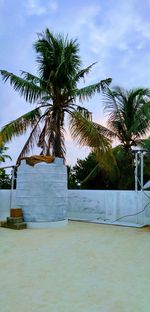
<box><xmin>103</xmin><ymin>86</ymin><xmax>150</xmax><ymax>153</ymax></box>
<box><xmin>0</xmin><ymin>144</ymin><xmax>12</xmax><ymax>163</ymax></box>
<box><xmin>0</xmin><ymin>29</ymin><xmax>112</xmax><ymax>162</ymax></box>
<box><xmin>79</xmin><ymin>87</ymin><xmax>150</xmax><ymax>188</ymax></box>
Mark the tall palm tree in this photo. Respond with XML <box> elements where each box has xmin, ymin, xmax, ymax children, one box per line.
<box><xmin>103</xmin><ymin>86</ymin><xmax>150</xmax><ymax>153</ymax></box>
<box><xmin>0</xmin><ymin>29</ymin><xmax>112</xmax><ymax>162</ymax></box>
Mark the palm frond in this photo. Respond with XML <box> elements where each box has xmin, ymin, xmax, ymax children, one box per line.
<box><xmin>95</xmin><ymin>148</ymin><xmax>118</xmax><ymax>175</ymax></box>
<box><xmin>75</xmin><ymin>78</ymin><xmax>112</xmax><ymax>102</ymax></box>
<box><xmin>75</xmin><ymin>62</ymin><xmax>97</xmax><ymax>81</ymax></box>
<box><xmin>20</xmin><ymin>71</ymin><xmax>44</xmax><ymax>86</ymax></box>
<box><xmin>81</xmin><ymin>164</ymin><xmax>101</xmax><ymax>186</ymax></box>
<box><xmin>103</xmin><ymin>86</ymin><xmax>150</xmax><ymax>146</ymax></box>
<box><xmin>137</xmin><ymin>138</ymin><xmax>150</xmax><ymax>153</ymax></box>
<box><xmin>34</xmin><ymin>29</ymin><xmax>81</xmax><ymax>90</ymax></box>
<box><xmin>0</xmin><ymin>70</ymin><xmax>45</xmax><ymax>103</ymax></box>
<box><xmin>76</xmin><ymin>106</ymin><xmax>92</xmax><ymax>121</ymax></box>
<box><xmin>16</xmin><ymin>120</ymin><xmax>41</xmax><ymax>163</ymax></box>
<box><xmin>81</xmin><ymin>147</ymin><xmax>119</xmax><ymax>187</ymax></box>
<box><xmin>0</xmin><ymin>108</ymin><xmax>41</xmax><ymax>143</ymax></box>
<box><xmin>0</xmin><ymin>144</ymin><xmax>12</xmax><ymax>162</ymax></box>
<box><xmin>69</xmin><ymin>111</ymin><xmax>111</xmax><ymax>153</ymax></box>
<box><xmin>0</xmin><ymin>154</ymin><xmax>12</xmax><ymax>162</ymax></box>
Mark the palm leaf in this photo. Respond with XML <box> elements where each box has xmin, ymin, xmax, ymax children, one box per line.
<box><xmin>20</xmin><ymin>71</ymin><xmax>45</xmax><ymax>87</ymax></box>
<box><xmin>81</xmin><ymin>163</ymin><xmax>101</xmax><ymax>186</ymax></box>
<box><xmin>75</xmin><ymin>62</ymin><xmax>97</xmax><ymax>81</ymax></box>
<box><xmin>75</xmin><ymin>78</ymin><xmax>112</xmax><ymax>102</ymax></box>
<box><xmin>76</xmin><ymin>106</ymin><xmax>92</xmax><ymax>121</ymax></box>
<box><xmin>81</xmin><ymin>149</ymin><xmax>119</xmax><ymax>187</ymax></box>
<box><xmin>0</xmin><ymin>108</ymin><xmax>41</xmax><ymax>143</ymax></box>
<box><xmin>104</xmin><ymin>87</ymin><xmax>150</xmax><ymax>141</ymax></box>
<box><xmin>16</xmin><ymin>120</ymin><xmax>41</xmax><ymax>163</ymax></box>
<box><xmin>137</xmin><ymin>138</ymin><xmax>150</xmax><ymax>153</ymax></box>
<box><xmin>0</xmin><ymin>154</ymin><xmax>12</xmax><ymax>162</ymax></box>
<box><xmin>69</xmin><ymin>111</ymin><xmax>111</xmax><ymax>153</ymax></box>
<box><xmin>0</xmin><ymin>70</ymin><xmax>45</xmax><ymax>103</ymax></box>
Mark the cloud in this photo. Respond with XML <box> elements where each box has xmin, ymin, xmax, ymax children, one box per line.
<box><xmin>68</xmin><ymin>0</ymin><xmax>150</xmax><ymax>88</ymax></box>
<box><xmin>26</xmin><ymin>0</ymin><xmax>58</xmax><ymax>16</ymax></box>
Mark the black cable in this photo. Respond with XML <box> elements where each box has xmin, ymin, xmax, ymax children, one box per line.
<box><xmin>95</xmin><ymin>190</ymin><xmax>150</xmax><ymax>223</ymax></box>
<box><xmin>111</xmin><ymin>201</ymin><xmax>150</xmax><ymax>223</ymax></box>
<box><xmin>136</xmin><ymin>176</ymin><xmax>150</xmax><ymax>199</ymax></box>
<box><xmin>110</xmin><ymin>176</ymin><xmax>150</xmax><ymax>223</ymax></box>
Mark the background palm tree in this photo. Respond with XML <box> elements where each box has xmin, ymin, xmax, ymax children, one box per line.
<box><xmin>72</xmin><ymin>87</ymin><xmax>150</xmax><ymax>189</ymax></box>
<box><xmin>0</xmin><ymin>144</ymin><xmax>12</xmax><ymax>189</ymax></box>
<box><xmin>103</xmin><ymin>86</ymin><xmax>150</xmax><ymax>153</ymax></box>
<box><xmin>0</xmin><ymin>29</ymin><xmax>112</xmax><ymax>162</ymax></box>
<box><xmin>0</xmin><ymin>144</ymin><xmax>12</xmax><ymax>163</ymax></box>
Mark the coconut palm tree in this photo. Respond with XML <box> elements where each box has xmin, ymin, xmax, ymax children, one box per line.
<box><xmin>78</xmin><ymin>87</ymin><xmax>150</xmax><ymax>187</ymax></box>
<box><xmin>103</xmin><ymin>86</ymin><xmax>150</xmax><ymax>153</ymax></box>
<box><xmin>0</xmin><ymin>29</ymin><xmax>112</xmax><ymax>162</ymax></box>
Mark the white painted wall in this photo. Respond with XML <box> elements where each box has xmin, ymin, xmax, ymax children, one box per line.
<box><xmin>0</xmin><ymin>190</ymin><xmax>16</xmax><ymax>220</ymax></box>
<box><xmin>68</xmin><ymin>190</ymin><xmax>150</xmax><ymax>225</ymax></box>
<box><xmin>0</xmin><ymin>189</ymin><xmax>150</xmax><ymax>225</ymax></box>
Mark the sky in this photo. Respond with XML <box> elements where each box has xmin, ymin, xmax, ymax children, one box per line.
<box><xmin>0</xmin><ymin>0</ymin><xmax>150</xmax><ymax>167</ymax></box>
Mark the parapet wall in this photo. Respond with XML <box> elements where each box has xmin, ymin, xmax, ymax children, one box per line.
<box><xmin>0</xmin><ymin>189</ymin><xmax>150</xmax><ymax>225</ymax></box>
<box><xmin>68</xmin><ymin>190</ymin><xmax>150</xmax><ymax>225</ymax></box>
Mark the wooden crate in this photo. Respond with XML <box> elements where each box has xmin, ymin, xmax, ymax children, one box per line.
<box><xmin>10</xmin><ymin>208</ymin><xmax>23</xmax><ymax>218</ymax></box>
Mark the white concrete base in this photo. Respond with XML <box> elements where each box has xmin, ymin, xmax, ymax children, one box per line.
<box><xmin>27</xmin><ymin>219</ymin><xmax>68</xmax><ymax>229</ymax></box>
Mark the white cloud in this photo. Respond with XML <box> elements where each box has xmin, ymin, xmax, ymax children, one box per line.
<box><xmin>89</xmin><ymin>1</ymin><xmax>150</xmax><ymax>57</ymax></box>
<box><xmin>26</xmin><ymin>0</ymin><xmax>58</xmax><ymax>16</ymax></box>
<box><xmin>67</xmin><ymin>0</ymin><xmax>150</xmax><ymax>87</ymax></box>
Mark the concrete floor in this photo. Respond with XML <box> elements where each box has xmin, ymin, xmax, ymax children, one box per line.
<box><xmin>0</xmin><ymin>222</ymin><xmax>149</xmax><ymax>312</ymax></box>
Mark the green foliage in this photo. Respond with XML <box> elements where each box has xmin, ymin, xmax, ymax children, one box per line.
<box><xmin>68</xmin><ymin>152</ymin><xmax>118</xmax><ymax>189</ymax></box>
<box><xmin>68</xmin><ymin>153</ymin><xmax>98</xmax><ymax>188</ymax></box>
<box><xmin>0</xmin><ymin>144</ymin><xmax>12</xmax><ymax>189</ymax></box>
<box><xmin>68</xmin><ymin>142</ymin><xmax>150</xmax><ymax>190</ymax></box>
<box><xmin>0</xmin><ymin>169</ymin><xmax>11</xmax><ymax>189</ymax></box>
<box><xmin>0</xmin><ymin>145</ymin><xmax>12</xmax><ymax>163</ymax></box>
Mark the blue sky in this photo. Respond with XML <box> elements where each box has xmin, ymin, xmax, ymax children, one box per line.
<box><xmin>0</xmin><ymin>0</ymin><xmax>150</xmax><ymax>166</ymax></box>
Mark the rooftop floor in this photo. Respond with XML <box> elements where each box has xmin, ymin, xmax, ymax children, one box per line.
<box><xmin>0</xmin><ymin>222</ymin><xmax>150</xmax><ymax>312</ymax></box>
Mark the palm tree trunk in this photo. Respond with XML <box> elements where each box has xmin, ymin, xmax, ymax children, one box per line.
<box><xmin>51</xmin><ymin>110</ymin><xmax>65</xmax><ymax>158</ymax></box>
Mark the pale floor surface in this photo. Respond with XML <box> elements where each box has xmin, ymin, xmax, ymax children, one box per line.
<box><xmin>0</xmin><ymin>222</ymin><xmax>150</xmax><ymax>312</ymax></box>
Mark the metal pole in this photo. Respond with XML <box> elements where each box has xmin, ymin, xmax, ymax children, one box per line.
<box><xmin>140</xmin><ymin>152</ymin><xmax>144</xmax><ymax>191</ymax></box>
<box><xmin>10</xmin><ymin>167</ymin><xmax>15</xmax><ymax>209</ymax></box>
<box><xmin>135</xmin><ymin>152</ymin><xmax>138</xmax><ymax>191</ymax></box>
